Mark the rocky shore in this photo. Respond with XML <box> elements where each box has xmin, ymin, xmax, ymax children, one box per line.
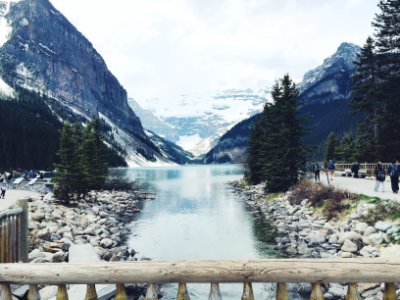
<box><xmin>28</xmin><ymin>189</ymin><xmax>155</xmax><ymax>264</ymax></box>
<box><xmin>231</xmin><ymin>181</ymin><xmax>400</xmax><ymax>300</ymax></box>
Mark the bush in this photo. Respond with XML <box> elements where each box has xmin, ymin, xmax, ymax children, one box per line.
<box><xmin>288</xmin><ymin>181</ymin><xmax>356</xmax><ymax>219</ymax></box>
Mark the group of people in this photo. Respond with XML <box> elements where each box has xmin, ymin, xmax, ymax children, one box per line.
<box><xmin>374</xmin><ymin>160</ymin><xmax>399</xmax><ymax>194</ymax></box>
<box><xmin>312</xmin><ymin>160</ymin><xmax>336</xmax><ymax>182</ymax></box>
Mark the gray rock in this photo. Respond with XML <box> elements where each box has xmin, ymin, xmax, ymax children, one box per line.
<box><xmin>297</xmin><ymin>243</ymin><xmax>311</xmax><ymax>255</ymax></box>
<box><xmin>338</xmin><ymin>231</ymin><xmax>362</xmax><ymax>244</ymax></box>
<box><xmin>364</xmin><ymin>226</ymin><xmax>377</xmax><ymax>236</ymax></box>
<box><xmin>374</xmin><ymin>221</ymin><xmax>392</xmax><ymax>232</ymax></box>
<box><xmin>363</xmin><ymin>232</ymin><xmax>385</xmax><ymax>245</ymax></box>
<box><xmin>354</xmin><ymin>222</ymin><xmax>369</xmax><ymax>234</ymax></box>
<box><xmin>52</xmin><ymin>250</ymin><xmax>67</xmax><ymax>262</ymax></box>
<box><xmin>341</xmin><ymin>239</ymin><xmax>358</xmax><ymax>252</ymax></box>
<box><xmin>100</xmin><ymin>238</ymin><xmax>114</xmax><ymax>248</ymax></box>
<box><xmin>328</xmin><ymin>283</ymin><xmax>347</xmax><ymax>298</ymax></box>
<box><xmin>36</xmin><ymin>229</ymin><xmax>51</xmax><ymax>241</ymax></box>
<box><xmin>341</xmin><ymin>251</ymin><xmax>353</xmax><ymax>258</ymax></box>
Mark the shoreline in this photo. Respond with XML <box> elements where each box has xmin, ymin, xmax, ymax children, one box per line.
<box><xmin>26</xmin><ymin>188</ymin><xmax>155</xmax><ymax>299</ymax></box>
<box><xmin>230</xmin><ymin>180</ymin><xmax>400</xmax><ymax>300</ymax></box>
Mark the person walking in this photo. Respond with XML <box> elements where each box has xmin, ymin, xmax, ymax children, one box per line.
<box><xmin>314</xmin><ymin>164</ymin><xmax>321</xmax><ymax>182</ymax></box>
<box><xmin>388</xmin><ymin>160</ymin><xmax>399</xmax><ymax>194</ymax></box>
<box><xmin>351</xmin><ymin>162</ymin><xmax>360</xmax><ymax>178</ymax></box>
<box><xmin>374</xmin><ymin>162</ymin><xmax>385</xmax><ymax>192</ymax></box>
<box><xmin>327</xmin><ymin>160</ymin><xmax>336</xmax><ymax>181</ymax></box>
<box><xmin>0</xmin><ymin>173</ymin><xmax>7</xmax><ymax>199</ymax></box>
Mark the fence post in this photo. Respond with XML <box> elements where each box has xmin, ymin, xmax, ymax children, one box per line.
<box><xmin>16</xmin><ymin>199</ymin><xmax>28</xmax><ymax>262</ymax></box>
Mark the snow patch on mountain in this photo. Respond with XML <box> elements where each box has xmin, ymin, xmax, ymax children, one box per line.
<box><xmin>0</xmin><ymin>76</ymin><xmax>14</xmax><ymax>96</ymax></box>
<box><xmin>0</xmin><ymin>0</ymin><xmax>19</xmax><ymax>47</ymax></box>
<box><xmin>134</xmin><ymin>89</ymin><xmax>267</xmax><ymax>155</ymax></box>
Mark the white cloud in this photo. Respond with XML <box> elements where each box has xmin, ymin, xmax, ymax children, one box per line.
<box><xmin>49</xmin><ymin>0</ymin><xmax>378</xmax><ymax>101</ymax></box>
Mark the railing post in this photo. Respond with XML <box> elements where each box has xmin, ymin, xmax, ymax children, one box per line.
<box><xmin>383</xmin><ymin>283</ymin><xmax>396</xmax><ymax>300</ymax></box>
<box><xmin>276</xmin><ymin>282</ymin><xmax>289</xmax><ymax>300</ymax></box>
<box><xmin>208</xmin><ymin>283</ymin><xmax>222</xmax><ymax>300</ymax></box>
<box><xmin>16</xmin><ymin>199</ymin><xmax>29</xmax><ymax>262</ymax></box>
<box><xmin>241</xmin><ymin>283</ymin><xmax>254</xmax><ymax>300</ymax></box>
<box><xmin>310</xmin><ymin>282</ymin><xmax>324</xmax><ymax>300</ymax></box>
<box><xmin>145</xmin><ymin>283</ymin><xmax>158</xmax><ymax>300</ymax></box>
<box><xmin>115</xmin><ymin>284</ymin><xmax>128</xmax><ymax>300</ymax></box>
<box><xmin>345</xmin><ymin>283</ymin><xmax>359</xmax><ymax>300</ymax></box>
<box><xmin>176</xmin><ymin>282</ymin><xmax>190</xmax><ymax>300</ymax></box>
<box><xmin>84</xmin><ymin>284</ymin><xmax>98</xmax><ymax>300</ymax></box>
<box><xmin>0</xmin><ymin>283</ymin><xmax>12</xmax><ymax>300</ymax></box>
<box><xmin>56</xmin><ymin>284</ymin><xmax>68</xmax><ymax>300</ymax></box>
<box><xmin>27</xmin><ymin>285</ymin><xmax>40</xmax><ymax>300</ymax></box>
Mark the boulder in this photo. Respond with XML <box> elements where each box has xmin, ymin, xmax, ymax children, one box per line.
<box><xmin>363</xmin><ymin>232</ymin><xmax>386</xmax><ymax>245</ymax></box>
<box><xmin>374</xmin><ymin>221</ymin><xmax>392</xmax><ymax>232</ymax></box>
<box><xmin>338</xmin><ymin>231</ymin><xmax>362</xmax><ymax>244</ymax></box>
<box><xmin>364</xmin><ymin>226</ymin><xmax>376</xmax><ymax>237</ymax></box>
<box><xmin>341</xmin><ymin>239</ymin><xmax>358</xmax><ymax>252</ymax></box>
<box><xmin>354</xmin><ymin>222</ymin><xmax>369</xmax><ymax>234</ymax></box>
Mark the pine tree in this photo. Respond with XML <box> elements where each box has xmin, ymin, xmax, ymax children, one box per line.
<box><xmin>79</xmin><ymin>117</ymin><xmax>108</xmax><ymax>190</ymax></box>
<box><xmin>246</xmin><ymin>74</ymin><xmax>307</xmax><ymax>192</ymax></box>
<box><xmin>336</xmin><ymin>133</ymin><xmax>355</xmax><ymax>162</ymax></box>
<box><xmin>372</xmin><ymin>0</ymin><xmax>400</xmax><ymax>159</ymax></box>
<box><xmin>324</xmin><ymin>132</ymin><xmax>340</xmax><ymax>162</ymax></box>
<box><xmin>53</xmin><ymin>122</ymin><xmax>82</xmax><ymax>204</ymax></box>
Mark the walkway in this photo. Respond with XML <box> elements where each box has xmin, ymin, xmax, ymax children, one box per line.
<box><xmin>320</xmin><ymin>174</ymin><xmax>400</xmax><ymax>201</ymax></box>
<box><xmin>0</xmin><ymin>189</ymin><xmax>41</xmax><ymax>211</ymax></box>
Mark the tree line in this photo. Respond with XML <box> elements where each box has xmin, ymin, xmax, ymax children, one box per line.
<box><xmin>327</xmin><ymin>0</ymin><xmax>400</xmax><ymax>163</ymax></box>
<box><xmin>246</xmin><ymin>0</ymin><xmax>399</xmax><ymax>191</ymax></box>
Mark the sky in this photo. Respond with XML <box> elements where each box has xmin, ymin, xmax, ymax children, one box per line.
<box><xmin>50</xmin><ymin>0</ymin><xmax>379</xmax><ymax>102</ymax></box>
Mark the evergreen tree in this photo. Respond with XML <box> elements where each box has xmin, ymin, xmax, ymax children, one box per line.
<box><xmin>246</xmin><ymin>74</ymin><xmax>307</xmax><ymax>192</ymax></box>
<box><xmin>336</xmin><ymin>133</ymin><xmax>355</xmax><ymax>162</ymax></box>
<box><xmin>373</xmin><ymin>0</ymin><xmax>400</xmax><ymax>159</ymax></box>
<box><xmin>53</xmin><ymin>123</ymin><xmax>82</xmax><ymax>204</ymax></box>
<box><xmin>350</xmin><ymin>37</ymin><xmax>380</xmax><ymax>161</ymax></box>
<box><xmin>79</xmin><ymin>117</ymin><xmax>108</xmax><ymax>190</ymax></box>
<box><xmin>324</xmin><ymin>132</ymin><xmax>340</xmax><ymax>162</ymax></box>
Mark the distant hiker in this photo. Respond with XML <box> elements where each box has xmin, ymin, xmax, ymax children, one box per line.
<box><xmin>314</xmin><ymin>164</ymin><xmax>321</xmax><ymax>182</ymax></box>
<box><xmin>28</xmin><ymin>170</ymin><xmax>35</xmax><ymax>178</ymax></box>
<box><xmin>374</xmin><ymin>162</ymin><xmax>385</xmax><ymax>192</ymax></box>
<box><xmin>351</xmin><ymin>162</ymin><xmax>360</xmax><ymax>178</ymax></box>
<box><xmin>327</xmin><ymin>160</ymin><xmax>336</xmax><ymax>181</ymax></box>
<box><xmin>388</xmin><ymin>160</ymin><xmax>399</xmax><ymax>194</ymax></box>
<box><xmin>0</xmin><ymin>173</ymin><xmax>7</xmax><ymax>199</ymax></box>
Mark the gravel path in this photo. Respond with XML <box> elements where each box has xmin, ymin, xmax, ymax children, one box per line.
<box><xmin>0</xmin><ymin>189</ymin><xmax>41</xmax><ymax>211</ymax></box>
<box><xmin>319</xmin><ymin>173</ymin><xmax>400</xmax><ymax>201</ymax></box>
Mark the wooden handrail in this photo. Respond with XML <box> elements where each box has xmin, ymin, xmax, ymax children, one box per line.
<box><xmin>1</xmin><ymin>259</ymin><xmax>400</xmax><ymax>284</ymax></box>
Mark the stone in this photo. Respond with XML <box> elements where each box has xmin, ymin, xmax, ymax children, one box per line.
<box><xmin>338</xmin><ymin>231</ymin><xmax>362</xmax><ymax>244</ymax></box>
<box><xmin>363</xmin><ymin>232</ymin><xmax>385</xmax><ymax>245</ymax></box>
<box><xmin>374</xmin><ymin>221</ymin><xmax>392</xmax><ymax>232</ymax></box>
<box><xmin>354</xmin><ymin>222</ymin><xmax>369</xmax><ymax>234</ymax></box>
<box><xmin>328</xmin><ymin>283</ymin><xmax>347</xmax><ymax>298</ymax></box>
<box><xmin>36</xmin><ymin>228</ymin><xmax>51</xmax><ymax>241</ymax></box>
<box><xmin>100</xmin><ymin>238</ymin><xmax>114</xmax><ymax>248</ymax></box>
<box><xmin>305</xmin><ymin>231</ymin><xmax>326</xmax><ymax>245</ymax></box>
<box><xmin>52</xmin><ymin>250</ymin><xmax>67</xmax><ymax>262</ymax></box>
<box><xmin>341</xmin><ymin>239</ymin><xmax>358</xmax><ymax>252</ymax></box>
<box><xmin>341</xmin><ymin>251</ymin><xmax>353</xmax><ymax>258</ymax></box>
<box><xmin>297</xmin><ymin>243</ymin><xmax>311</xmax><ymax>255</ymax></box>
<box><xmin>364</xmin><ymin>226</ymin><xmax>376</xmax><ymax>236</ymax></box>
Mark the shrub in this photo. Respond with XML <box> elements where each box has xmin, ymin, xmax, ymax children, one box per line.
<box><xmin>288</xmin><ymin>181</ymin><xmax>356</xmax><ymax>219</ymax></box>
<box><xmin>104</xmin><ymin>178</ymin><xmax>138</xmax><ymax>191</ymax></box>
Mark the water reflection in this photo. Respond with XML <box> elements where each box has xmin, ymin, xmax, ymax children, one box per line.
<box><xmin>115</xmin><ymin>165</ymin><xmax>279</xmax><ymax>299</ymax></box>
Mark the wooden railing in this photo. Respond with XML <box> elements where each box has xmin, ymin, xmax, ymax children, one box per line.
<box><xmin>0</xmin><ymin>199</ymin><xmax>28</xmax><ymax>263</ymax></box>
<box><xmin>335</xmin><ymin>163</ymin><xmax>391</xmax><ymax>177</ymax></box>
<box><xmin>0</xmin><ymin>259</ymin><xmax>398</xmax><ymax>299</ymax></box>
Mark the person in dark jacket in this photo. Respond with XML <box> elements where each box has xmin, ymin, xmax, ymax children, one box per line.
<box><xmin>387</xmin><ymin>160</ymin><xmax>399</xmax><ymax>193</ymax></box>
<box><xmin>351</xmin><ymin>162</ymin><xmax>360</xmax><ymax>178</ymax></box>
<box><xmin>314</xmin><ymin>164</ymin><xmax>321</xmax><ymax>182</ymax></box>
<box><xmin>374</xmin><ymin>162</ymin><xmax>385</xmax><ymax>192</ymax></box>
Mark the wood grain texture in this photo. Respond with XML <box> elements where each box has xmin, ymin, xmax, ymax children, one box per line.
<box><xmin>84</xmin><ymin>284</ymin><xmax>98</xmax><ymax>300</ymax></box>
<box><xmin>383</xmin><ymin>283</ymin><xmax>396</xmax><ymax>300</ymax></box>
<box><xmin>310</xmin><ymin>282</ymin><xmax>324</xmax><ymax>300</ymax></box>
<box><xmin>0</xmin><ymin>284</ymin><xmax>12</xmax><ymax>300</ymax></box>
<box><xmin>145</xmin><ymin>283</ymin><xmax>158</xmax><ymax>300</ymax></box>
<box><xmin>241</xmin><ymin>283</ymin><xmax>254</xmax><ymax>300</ymax></box>
<box><xmin>176</xmin><ymin>282</ymin><xmax>190</xmax><ymax>300</ymax></box>
<box><xmin>276</xmin><ymin>283</ymin><xmax>289</xmax><ymax>300</ymax></box>
<box><xmin>0</xmin><ymin>259</ymin><xmax>400</xmax><ymax>284</ymax></box>
<box><xmin>345</xmin><ymin>283</ymin><xmax>359</xmax><ymax>300</ymax></box>
<box><xmin>27</xmin><ymin>285</ymin><xmax>41</xmax><ymax>300</ymax></box>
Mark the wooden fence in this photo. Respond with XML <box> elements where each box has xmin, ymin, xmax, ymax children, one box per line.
<box><xmin>0</xmin><ymin>199</ymin><xmax>28</xmax><ymax>263</ymax></box>
<box><xmin>0</xmin><ymin>259</ymin><xmax>398</xmax><ymax>299</ymax></box>
<box><xmin>335</xmin><ymin>163</ymin><xmax>392</xmax><ymax>177</ymax></box>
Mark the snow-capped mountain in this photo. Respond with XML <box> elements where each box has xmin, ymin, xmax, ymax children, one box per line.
<box><xmin>133</xmin><ymin>89</ymin><xmax>267</xmax><ymax>156</ymax></box>
<box><xmin>204</xmin><ymin>42</ymin><xmax>361</xmax><ymax>163</ymax></box>
<box><xmin>0</xmin><ymin>0</ymin><xmax>185</xmax><ymax>166</ymax></box>
<box><xmin>299</xmin><ymin>42</ymin><xmax>360</xmax><ymax>104</ymax></box>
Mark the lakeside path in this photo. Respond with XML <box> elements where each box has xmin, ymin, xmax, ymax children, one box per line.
<box><xmin>0</xmin><ymin>189</ymin><xmax>41</xmax><ymax>211</ymax></box>
<box><xmin>320</xmin><ymin>174</ymin><xmax>400</xmax><ymax>201</ymax></box>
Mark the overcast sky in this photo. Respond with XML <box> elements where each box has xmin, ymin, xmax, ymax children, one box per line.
<box><xmin>50</xmin><ymin>0</ymin><xmax>378</xmax><ymax>102</ymax></box>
